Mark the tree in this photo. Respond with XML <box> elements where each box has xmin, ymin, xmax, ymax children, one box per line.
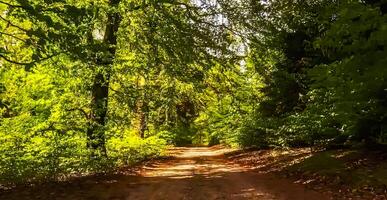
<box><xmin>1</xmin><ymin>0</ymin><xmax>237</xmax><ymax>155</ymax></box>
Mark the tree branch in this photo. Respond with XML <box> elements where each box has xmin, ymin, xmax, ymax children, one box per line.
<box><xmin>66</xmin><ymin>108</ymin><xmax>90</xmax><ymax>119</ymax></box>
<box><xmin>0</xmin><ymin>0</ymin><xmax>23</xmax><ymax>8</ymax></box>
<box><xmin>0</xmin><ymin>54</ymin><xmax>33</xmax><ymax>65</ymax></box>
<box><xmin>0</xmin><ymin>15</ymin><xmax>29</xmax><ymax>32</ymax></box>
<box><xmin>0</xmin><ymin>31</ymin><xmax>27</xmax><ymax>42</ymax></box>
<box><xmin>0</xmin><ymin>53</ymin><xmax>60</xmax><ymax>66</ymax></box>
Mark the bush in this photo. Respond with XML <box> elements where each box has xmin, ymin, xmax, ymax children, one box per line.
<box><xmin>107</xmin><ymin>136</ymin><xmax>166</xmax><ymax>166</ymax></box>
<box><xmin>0</xmin><ymin>127</ymin><xmax>166</xmax><ymax>186</ymax></box>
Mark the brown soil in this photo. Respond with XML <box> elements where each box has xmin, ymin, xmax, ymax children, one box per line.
<box><xmin>0</xmin><ymin>147</ymin><xmax>329</xmax><ymax>200</ymax></box>
<box><xmin>226</xmin><ymin>148</ymin><xmax>387</xmax><ymax>199</ymax></box>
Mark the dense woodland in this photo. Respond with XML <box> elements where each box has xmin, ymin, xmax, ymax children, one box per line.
<box><xmin>0</xmin><ymin>0</ymin><xmax>386</xmax><ymax>185</ymax></box>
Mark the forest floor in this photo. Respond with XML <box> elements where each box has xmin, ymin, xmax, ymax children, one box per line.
<box><xmin>1</xmin><ymin>147</ymin><xmax>387</xmax><ymax>200</ymax></box>
<box><xmin>226</xmin><ymin>147</ymin><xmax>387</xmax><ymax>199</ymax></box>
<box><xmin>0</xmin><ymin>146</ymin><xmax>329</xmax><ymax>200</ymax></box>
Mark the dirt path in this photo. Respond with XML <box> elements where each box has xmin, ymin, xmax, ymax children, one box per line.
<box><xmin>0</xmin><ymin>147</ymin><xmax>329</xmax><ymax>200</ymax></box>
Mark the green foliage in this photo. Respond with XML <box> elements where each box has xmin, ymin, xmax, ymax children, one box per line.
<box><xmin>156</xmin><ymin>128</ymin><xmax>194</xmax><ymax>146</ymax></box>
<box><xmin>198</xmin><ymin>0</ymin><xmax>387</xmax><ymax>150</ymax></box>
<box><xmin>1</xmin><ymin>0</ymin><xmax>387</xmax><ymax>187</ymax></box>
<box><xmin>107</xmin><ymin>136</ymin><xmax>166</xmax><ymax>166</ymax></box>
<box><xmin>0</xmin><ymin>62</ymin><xmax>166</xmax><ymax>184</ymax></box>
<box><xmin>310</xmin><ymin>0</ymin><xmax>387</xmax><ymax>143</ymax></box>
<box><xmin>0</xmin><ymin>0</ymin><xmax>237</xmax><ymax>186</ymax></box>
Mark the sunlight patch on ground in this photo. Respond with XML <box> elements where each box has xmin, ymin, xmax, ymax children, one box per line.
<box><xmin>231</xmin><ymin>188</ymin><xmax>276</xmax><ymax>199</ymax></box>
<box><xmin>140</xmin><ymin>147</ymin><xmax>250</xmax><ymax>179</ymax></box>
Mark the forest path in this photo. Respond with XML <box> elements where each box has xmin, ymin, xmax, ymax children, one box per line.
<box><xmin>0</xmin><ymin>147</ymin><xmax>329</xmax><ymax>200</ymax></box>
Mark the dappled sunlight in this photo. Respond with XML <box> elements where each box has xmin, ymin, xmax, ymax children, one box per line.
<box><xmin>140</xmin><ymin>147</ymin><xmax>251</xmax><ymax>179</ymax></box>
<box><xmin>166</xmin><ymin>147</ymin><xmax>236</xmax><ymax>158</ymax></box>
<box><xmin>227</xmin><ymin>148</ymin><xmax>314</xmax><ymax>173</ymax></box>
<box><xmin>0</xmin><ymin>147</ymin><xmax>328</xmax><ymax>200</ymax></box>
<box><xmin>231</xmin><ymin>188</ymin><xmax>276</xmax><ymax>199</ymax></box>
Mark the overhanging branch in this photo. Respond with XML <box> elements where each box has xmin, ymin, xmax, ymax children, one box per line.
<box><xmin>0</xmin><ymin>0</ymin><xmax>23</xmax><ymax>8</ymax></box>
<box><xmin>0</xmin><ymin>15</ymin><xmax>29</xmax><ymax>33</ymax></box>
<box><xmin>0</xmin><ymin>53</ymin><xmax>60</xmax><ymax>66</ymax></box>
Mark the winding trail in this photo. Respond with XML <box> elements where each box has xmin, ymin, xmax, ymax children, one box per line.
<box><xmin>0</xmin><ymin>147</ymin><xmax>329</xmax><ymax>200</ymax></box>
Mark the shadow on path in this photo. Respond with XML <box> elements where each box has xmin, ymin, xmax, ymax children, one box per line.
<box><xmin>0</xmin><ymin>147</ymin><xmax>329</xmax><ymax>200</ymax></box>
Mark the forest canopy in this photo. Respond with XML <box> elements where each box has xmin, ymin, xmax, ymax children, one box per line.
<box><xmin>0</xmin><ymin>0</ymin><xmax>386</xmax><ymax>185</ymax></box>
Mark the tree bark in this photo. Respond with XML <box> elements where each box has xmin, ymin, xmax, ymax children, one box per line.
<box><xmin>87</xmin><ymin>0</ymin><xmax>121</xmax><ymax>157</ymax></box>
<box><xmin>139</xmin><ymin>101</ymin><xmax>149</xmax><ymax>139</ymax></box>
<box><xmin>139</xmin><ymin>110</ymin><xmax>147</xmax><ymax>139</ymax></box>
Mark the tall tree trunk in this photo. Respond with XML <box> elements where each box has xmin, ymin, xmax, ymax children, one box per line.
<box><xmin>132</xmin><ymin>99</ymin><xmax>148</xmax><ymax>139</ymax></box>
<box><xmin>87</xmin><ymin>0</ymin><xmax>121</xmax><ymax>157</ymax></box>
<box><xmin>139</xmin><ymin>101</ymin><xmax>148</xmax><ymax>138</ymax></box>
<box><xmin>139</xmin><ymin>110</ymin><xmax>147</xmax><ymax>139</ymax></box>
